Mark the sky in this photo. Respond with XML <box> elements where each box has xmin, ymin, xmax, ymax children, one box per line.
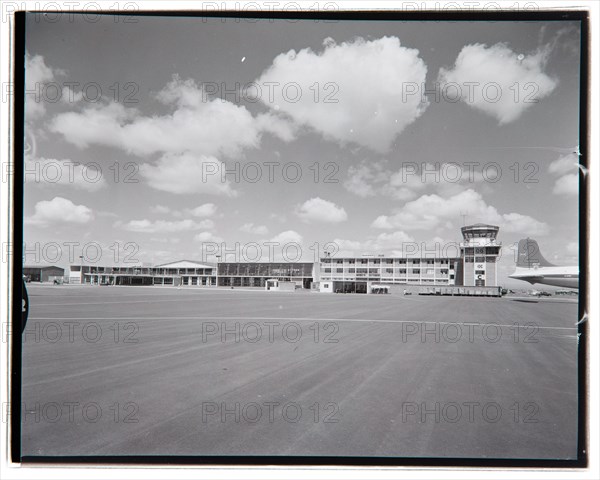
<box><xmin>22</xmin><ymin>14</ymin><xmax>582</xmax><ymax>286</ymax></box>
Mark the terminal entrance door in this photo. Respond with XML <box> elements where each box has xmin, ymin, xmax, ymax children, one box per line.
<box><xmin>333</xmin><ymin>281</ymin><xmax>367</xmax><ymax>294</ymax></box>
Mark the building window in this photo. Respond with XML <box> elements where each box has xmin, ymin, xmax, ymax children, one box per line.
<box><xmin>426</xmin><ymin>269</ymin><xmax>434</xmax><ymax>275</ymax></box>
<box><xmin>348</xmin><ymin>259</ymin><xmax>355</xmax><ymax>264</ymax></box>
<box><xmin>475</xmin><ymin>270</ymin><xmax>485</xmax><ymax>275</ymax></box>
<box><xmin>386</xmin><ymin>259</ymin><xmax>393</xmax><ymax>264</ymax></box>
<box><xmin>361</xmin><ymin>259</ymin><xmax>368</xmax><ymax>264</ymax></box>
<box><xmin>412</xmin><ymin>269</ymin><xmax>421</xmax><ymax>274</ymax></box>
<box><xmin>336</xmin><ymin>268</ymin><xmax>343</xmax><ymax>273</ymax></box>
<box><xmin>324</xmin><ymin>268</ymin><xmax>331</xmax><ymax>273</ymax></box>
<box><xmin>385</xmin><ymin>268</ymin><xmax>393</xmax><ymax>274</ymax></box>
<box><xmin>347</xmin><ymin>268</ymin><xmax>356</xmax><ymax>273</ymax></box>
<box><xmin>465</xmin><ymin>257</ymin><xmax>474</xmax><ymax>263</ymax></box>
<box><xmin>398</xmin><ymin>269</ymin><xmax>407</xmax><ymax>274</ymax></box>
<box><xmin>336</xmin><ymin>259</ymin><xmax>343</xmax><ymax>264</ymax></box>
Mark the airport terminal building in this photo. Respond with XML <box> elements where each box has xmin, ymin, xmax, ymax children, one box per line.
<box><xmin>318</xmin><ymin>224</ymin><xmax>501</xmax><ymax>294</ymax></box>
<box><xmin>68</xmin><ymin>224</ymin><xmax>502</xmax><ymax>294</ymax></box>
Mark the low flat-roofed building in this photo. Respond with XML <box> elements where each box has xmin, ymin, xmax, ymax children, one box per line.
<box><xmin>68</xmin><ymin>260</ymin><xmax>215</xmax><ymax>286</ymax></box>
<box><xmin>23</xmin><ymin>265</ymin><xmax>65</xmax><ymax>283</ymax></box>
<box><xmin>23</xmin><ymin>265</ymin><xmax>65</xmax><ymax>282</ymax></box>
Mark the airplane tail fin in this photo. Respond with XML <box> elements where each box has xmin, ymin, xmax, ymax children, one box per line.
<box><xmin>516</xmin><ymin>238</ymin><xmax>556</xmax><ymax>268</ymax></box>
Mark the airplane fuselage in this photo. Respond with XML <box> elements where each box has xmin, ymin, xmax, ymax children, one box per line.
<box><xmin>509</xmin><ymin>266</ymin><xmax>579</xmax><ymax>289</ymax></box>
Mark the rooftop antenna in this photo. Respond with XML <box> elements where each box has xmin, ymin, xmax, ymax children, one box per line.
<box><xmin>460</xmin><ymin>212</ymin><xmax>468</xmax><ymax>226</ymax></box>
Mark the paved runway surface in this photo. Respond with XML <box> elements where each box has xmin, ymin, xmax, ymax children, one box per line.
<box><xmin>21</xmin><ymin>285</ymin><xmax>580</xmax><ymax>459</ymax></box>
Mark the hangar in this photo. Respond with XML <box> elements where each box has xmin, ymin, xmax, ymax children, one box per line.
<box><xmin>23</xmin><ymin>265</ymin><xmax>65</xmax><ymax>283</ymax></box>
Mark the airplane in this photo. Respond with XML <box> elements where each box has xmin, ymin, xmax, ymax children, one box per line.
<box><xmin>509</xmin><ymin>238</ymin><xmax>579</xmax><ymax>289</ymax></box>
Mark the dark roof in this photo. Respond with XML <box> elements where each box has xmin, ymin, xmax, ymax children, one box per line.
<box><xmin>23</xmin><ymin>265</ymin><xmax>65</xmax><ymax>271</ymax></box>
<box><xmin>462</xmin><ymin>223</ymin><xmax>499</xmax><ymax>229</ymax></box>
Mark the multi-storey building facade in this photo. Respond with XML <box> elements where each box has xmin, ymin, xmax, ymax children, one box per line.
<box><xmin>318</xmin><ymin>256</ymin><xmax>459</xmax><ymax>293</ymax></box>
<box><xmin>318</xmin><ymin>224</ymin><xmax>501</xmax><ymax>293</ymax></box>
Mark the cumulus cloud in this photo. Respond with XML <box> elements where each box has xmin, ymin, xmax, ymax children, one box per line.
<box><xmin>140</xmin><ymin>152</ymin><xmax>237</xmax><ymax>196</ymax></box>
<box><xmin>50</xmin><ymin>75</ymin><xmax>296</xmax><ymax>158</ymax></box>
<box><xmin>150</xmin><ymin>205</ymin><xmax>171</xmax><ymax>214</ymax></box>
<box><xmin>549</xmin><ymin>152</ymin><xmax>578</xmax><ymax>176</ymax></box>
<box><xmin>256</xmin><ymin>36</ymin><xmax>429</xmax><ymax>153</ymax></box>
<box><xmin>552</xmin><ymin>173</ymin><xmax>578</xmax><ymax>196</ymax></box>
<box><xmin>25</xmin><ymin>53</ymin><xmax>62</xmax><ymax>120</ymax></box>
<box><xmin>25</xmin><ymin>196</ymin><xmax>93</xmax><ymax>226</ymax></box>
<box><xmin>61</xmin><ymin>86</ymin><xmax>84</xmax><ymax>104</ymax></box>
<box><xmin>120</xmin><ymin>218</ymin><xmax>214</xmax><ymax>233</ymax></box>
<box><xmin>333</xmin><ymin>231</ymin><xmax>416</xmax><ymax>257</ymax></box>
<box><xmin>186</xmin><ymin>203</ymin><xmax>217</xmax><ymax>218</ymax></box>
<box><xmin>439</xmin><ymin>43</ymin><xmax>558</xmax><ymax>124</ymax></box>
<box><xmin>295</xmin><ymin>197</ymin><xmax>348</xmax><ymax>223</ymax></box>
<box><xmin>344</xmin><ymin>161</ymin><xmax>486</xmax><ymax>201</ymax></box>
<box><xmin>371</xmin><ymin>189</ymin><xmax>549</xmax><ymax>236</ymax></box>
<box><xmin>549</xmin><ymin>153</ymin><xmax>579</xmax><ymax>196</ymax></box>
<box><xmin>240</xmin><ymin>223</ymin><xmax>269</xmax><ymax>235</ymax></box>
<box><xmin>383</xmin><ymin>164</ymin><xmax>431</xmax><ymax>201</ymax></box>
<box><xmin>25</xmin><ymin>157</ymin><xmax>107</xmax><ymax>191</ymax></box>
<box><xmin>343</xmin><ymin>161</ymin><xmax>389</xmax><ymax>197</ymax></box>
<box><xmin>193</xmin><ymin>231</ymin><xmax>224</xmax><ymax>243</ymax></box>
<box><xmin>270</xmin><ymin>230</ymin><xmax>303</xmax><ymax>245</ymax></box>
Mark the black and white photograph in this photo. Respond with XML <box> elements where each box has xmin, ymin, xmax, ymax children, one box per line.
<box><xmin>5</xmin><ymin>3</ymin><xmax>595</xmax><ymax>473</ymax></box>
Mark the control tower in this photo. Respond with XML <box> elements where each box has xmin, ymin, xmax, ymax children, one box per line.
<box><xmin>459</xmin><ymin>224</ymin><xmax>501</xmax><ymax>287</ymax></box>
